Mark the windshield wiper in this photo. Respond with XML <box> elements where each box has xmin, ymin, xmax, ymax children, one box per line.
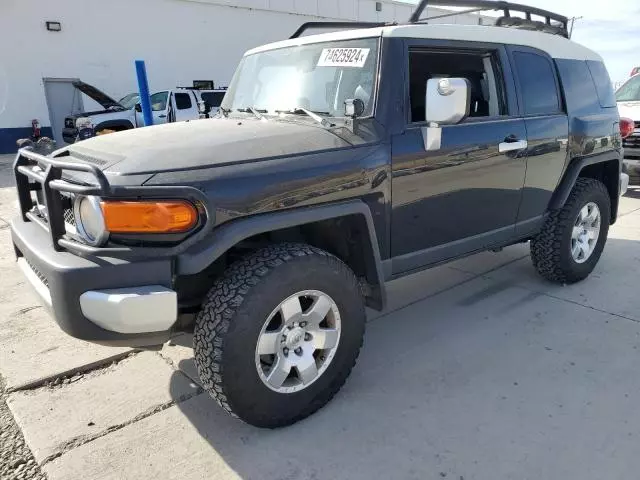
<box><xmin>275</xmin><ymin>107</ymin><xmax>335</xmax><ymax>127</ymax></box>
<box><xmin>237</xmin><ymin>106</ymin><xmax>268</xmax><ymax>121</ymax></box>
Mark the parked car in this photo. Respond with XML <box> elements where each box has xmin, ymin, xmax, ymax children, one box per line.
<box><xmin>616</xmin><ymin>74</ymin><xmax>640</xmax><ymax>183</ymax></box>
<box><xmin>12</xmin><ymin>0</ymin><xmax>628</xmax><ymax>428</ymax></box>
<box><xmin>61</xmin><ymin>81</ymin><xmax>227</xmax><ymax>143</ymax></box>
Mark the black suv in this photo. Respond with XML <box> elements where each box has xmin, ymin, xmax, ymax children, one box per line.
<box><xmin>11</xmin><ymin>1</ymin><xmax>628</xmax><ymax>428</ymax></box>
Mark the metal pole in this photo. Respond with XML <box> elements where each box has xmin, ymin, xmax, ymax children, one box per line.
<box><xmin>135</xmin><ymin>60</ymin><xmax>153</xmax><ymax>127</ymax></box>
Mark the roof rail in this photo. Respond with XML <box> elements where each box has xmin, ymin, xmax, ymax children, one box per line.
<box><xmin>410</xmin><ymin>0</ymin><xmax>569</xmax><ymax>38</ymax></box>
<box><xmin>290</xmin><ymin>21</ymin><xmax>389</xmax><ymax>39</ymax></box>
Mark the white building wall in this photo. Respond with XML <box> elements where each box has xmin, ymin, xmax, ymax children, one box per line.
<box><xmin>0</xmin><ymin>0</ymin><xmax>485</xmax><ymax>150</ymax></box>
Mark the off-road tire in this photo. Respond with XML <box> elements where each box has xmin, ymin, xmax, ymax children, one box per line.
<box><xmin>193</xmin><ymin>243</ymin><xmax>366</xmax><ymax>428</ymax></box>
<box><xmin>531</xmin><ymin>178</ymin><xmax>610</xmax><ymax>283</ymax></box>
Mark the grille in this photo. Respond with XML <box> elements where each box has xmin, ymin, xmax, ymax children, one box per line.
<box><xmin>623</xmin><ymin>134</ymin><xmax>640</xmax><ymax>150</ymax></box>
<box><xmin>63</xmin><ymin>208</ymin><xmax>76</xmax><ymax>226</ymax></box>
<box><xmin>25</xmin><ymin>258</ymin><xmax>49</xmax><ymax>288</ymax></box>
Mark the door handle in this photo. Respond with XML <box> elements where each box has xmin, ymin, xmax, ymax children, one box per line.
<box><xmin>158</xmin><ymin>114</ymin><xmax>167</xmax><ymax>118</ymax></box>
<box><xmin>499</xmin><ymin>139</ymin><xmax>527</xmax><ymax>153</ymax></box>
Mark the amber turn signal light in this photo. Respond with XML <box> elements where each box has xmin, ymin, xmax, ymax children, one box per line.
<box><xmin>101</xmin><ymin>200</ymin><xmax>198</xmax><ymax>233</ymax></box>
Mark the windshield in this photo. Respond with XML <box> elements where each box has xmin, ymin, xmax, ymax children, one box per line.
<box><xmin>616</xmin><ymin>75</ymin><xmax>640</xmax><ymax>102</ymax></box>
<box><xmin>118</xmin><ymin>93</ymin><xmax>140</xmax><ymax>109</ymax></box>
<box><xmin>222</xmin><ymin>38</ymin><xmax>379</xmax><ymax>118</ymax></box>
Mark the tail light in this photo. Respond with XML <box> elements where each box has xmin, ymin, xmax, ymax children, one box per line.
<box><xmin>620</xmin><ymin>117</ymin><xmax>635</xmax><ymax>139</ymax></box>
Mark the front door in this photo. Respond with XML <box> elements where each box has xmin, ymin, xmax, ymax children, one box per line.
<box><xmin>136</xmin><ymin>91</ymin><xmax>170</xmax><ymax>126</ymax></box>
<box><xmin>43</xmin><ymin>78</ymin><xmax>84</xmax><ymax>145</ymax></box>
<box><xmin>390</xmin><ymin>42</ymin><xmax>527</xmax><ymax>274</ymax></box>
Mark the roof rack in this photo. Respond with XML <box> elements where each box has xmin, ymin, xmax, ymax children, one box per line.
<box><xmin>289</xmin><ymin>1</ymin><xmax>568</xmax><ymax>40</ymax></box>
<box><xmin>290</xmin><ymin>21</ymin><xmax>390</xmax><ymax>39</ymax></box>
<box><xmin>411</xmin><ymin>0</ymin><xmax>569</xmax><ymax>38</ymax></box>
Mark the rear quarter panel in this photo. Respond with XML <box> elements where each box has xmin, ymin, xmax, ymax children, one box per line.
<box><xmin>555</xmin><ymin>58</ymin><xmax>620</xmax><ymax>162</ymax></box>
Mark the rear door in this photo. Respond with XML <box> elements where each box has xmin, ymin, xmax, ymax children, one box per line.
<box><xmin>390</xmin><ymin>41</ymin><xmax>527</xmax><ymax>273</ymax></box>
<box><xmin>171</xmin><ymin>91</ymin><xmax>198</xmax><ymax>122</ymax></box>
<box><xmin>506</xmin><ymin>46</ymin><xmax>569</xmax><ymax>234</ymax></box>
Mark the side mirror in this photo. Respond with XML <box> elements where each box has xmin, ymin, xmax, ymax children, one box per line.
<box><xmin>425</xmin><ymin>78</ymin><xmax>470</xmax><ymax>125</ymax></box>
<box><xmin>134</xmin><ymin>103</ymin><xmax>142</xmax><ymax>113</ymax></box>
<box><xmin>344</xmin><ymin>98</ymin><xmax>365</xmax><ymax>118</ymax></box>
<box><xmin>422</xmin><ymin>78</ymin><xmax>470</xmax><ymax>151</ymax></box>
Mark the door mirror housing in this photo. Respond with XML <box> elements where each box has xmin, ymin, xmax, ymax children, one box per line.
<box><xmin>344</xmin><ymin>98</ymin><xmax>365</xmax><ymax>118</ymax></box>
<box><xmin>422</xmin><ymin>78</ymin><xmax>470</xmax><ymax>152</ymax></box>
<box><xmin>425</xmin><ymin>78</ymin><xmax>470</xmax><ymax>125</ymax></box>
<box><xmin>134</xmin><ymin>103</ymin><xmax>142</xmax><ymax>113</ymax></box>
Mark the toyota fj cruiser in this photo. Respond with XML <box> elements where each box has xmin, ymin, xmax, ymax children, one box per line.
<box><xmin>11</xmin><ymin>0</ymin><xmax>628</xmax><ymax>428</ymax></box>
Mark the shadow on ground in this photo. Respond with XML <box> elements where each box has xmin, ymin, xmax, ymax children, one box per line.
<box><xmin>168</xmin><ymin>236</ymin><xmax>640</xmax><ymax>480</ymax></box>
<box><xmin>623</xmin><ymin>187</ymin><xmax>640</xmax><ymax>201</ymax></box>
<box><xmin>0</xmin><ymin>161</ymin><xmax>16</xmax><ymax>189</ymax></box>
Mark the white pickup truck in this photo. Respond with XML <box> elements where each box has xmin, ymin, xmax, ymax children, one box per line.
<box><xmin>617</xmin><ymin>73</ymin><xmax>640</xmax><ymax>183</ymax></box>
<box><xmin>62</xmin><ymin>81</ymin><xmax>226</xmax><ymax>143</ymax></box>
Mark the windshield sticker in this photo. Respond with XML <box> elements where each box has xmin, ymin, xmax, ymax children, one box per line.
<box><xmin>317</xmin><ymin>48</ymin><xmax>370</xmax><ymax>68</ymax></box>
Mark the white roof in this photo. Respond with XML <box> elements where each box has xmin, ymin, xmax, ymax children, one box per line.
<box><xmin>245</xmin><ymin>24</ymin><xmax>601</xmax><ymax>62</ymax></box>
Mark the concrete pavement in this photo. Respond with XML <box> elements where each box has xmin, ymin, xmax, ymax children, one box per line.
<box><xmin>1</xmin><ymin>152</ymin><xmax>640</xmax><ymax>479</ymax></box>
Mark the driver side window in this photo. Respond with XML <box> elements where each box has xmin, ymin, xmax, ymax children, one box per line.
<box><xmin>150</xmin><ymin>91</ymin><xmax>168</xmax><ymax>112</ymax></box>
<box><xmin>409</xmin><ymin>49</ymin><xmax>506</xmax><ymax>123</ymax></box>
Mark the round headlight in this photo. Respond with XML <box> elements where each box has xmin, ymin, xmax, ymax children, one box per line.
<box><xmin>73</xmin><ymin>196</ymin><xmax>108</xmax><ymax>246</ymax></box>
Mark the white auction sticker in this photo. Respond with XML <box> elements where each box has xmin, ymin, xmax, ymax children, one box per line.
<box><xmin>317</xmin><ymin>48</ymin><xmax>370</xmax><ymax>68</ymax></box>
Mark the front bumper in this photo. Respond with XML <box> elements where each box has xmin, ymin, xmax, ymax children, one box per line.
<box><xmin>620</xmin><ymin>172</ymin><xmax>629</xmax><ymax>196</ymax></box>
<box><xmin>623</xmin><ymin>134</ymin><xmax>640</xmax><ymax>183</ymax></box>
<box><xmin>623</xmin><ymin>157</ymin><xmax>640</xmax><ymax>185</ymax></box>
<box><xmin>11</xmin><ymin>217</ymin><xmax>175</xmax><ymax>347</ymax></box>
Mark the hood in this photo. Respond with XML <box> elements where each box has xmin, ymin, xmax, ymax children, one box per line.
<box><xmin>618</xmin><ymin>100</ymin><xmax>640</xmax><ymax>121</ymax></box>
<box><xmin>64</xmin><ymin>117</ymin><xmax>352</xmax><ymax>176</ymax></box>
<box><xmin>73</xmin><ymin>81</ymin><xmax>123</xmax><ymax>110</ymax></box>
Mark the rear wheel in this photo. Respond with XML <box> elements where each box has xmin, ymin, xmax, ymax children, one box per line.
<box><xmin>531</xmin><ymin>178</ymin><xmax>610</xmax><ymax>283</ymax></box>
<box><xmin>193</xmin><ymin>243</ymin><xmax>366</xmax><ymax>428</ymax></box>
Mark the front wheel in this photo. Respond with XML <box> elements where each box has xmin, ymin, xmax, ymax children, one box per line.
<box><xmin>193</xmin><ymin>243</ymin><xmax>366</xmax><ymax>428</ymax></box>
<box><xmin>531</xmin><ymin>178</ymin><xmax>610</xmax><ymax>284</ymax></box>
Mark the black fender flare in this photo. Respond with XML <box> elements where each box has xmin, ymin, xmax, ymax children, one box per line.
<box><xmin>176</xmin><ymin>200</ymin><xmax>387</xmax><ymax>310</ymax></box>
<box><xmin>548</xmin><ymin>151</ymin><xmax>622</xmax><ymax>221</ymax></box>
<box><xmin>94</xmin><ymin>120</ymin><xmax>134</xmax><ymax>133</ymax></box>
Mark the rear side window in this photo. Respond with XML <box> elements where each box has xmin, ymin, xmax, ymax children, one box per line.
<box><xmin>555</xmin><ymin>59</ymin><xmax>601</xmax><ymax>115</ymax></box>
<box><xmin>586</xmin><ymin>61</ymin><xmax>616</xmax><ymax>107</ymax></box>
<box><xmin>200</xmin><ymin>91</ymin><xmax>225</xmax><ymax>107</ymax></box>
<box><xmin>513</xmin><ymin>51</ymin><xmax>561</xmax><ymax>115</ymax></box>
<box><xmin>174</xmin><ymin>93</ymin><xmax>192</xmax><ymax>110</ymax></box>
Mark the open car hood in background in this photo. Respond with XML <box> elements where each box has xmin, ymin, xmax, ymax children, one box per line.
<box><xmin>72</xmin><ymin>81</ymin><xmax>123</xmax><ymax>110</ymax></box>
